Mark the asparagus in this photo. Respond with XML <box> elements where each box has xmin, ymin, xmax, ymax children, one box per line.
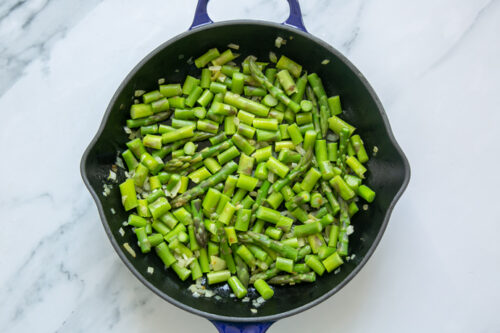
<box><xmin>272</xmin><ymin>147</ymin><xmax>313</xmax><ymax>193</ymax></box>
<box><xmin>126</xmin><ymin>110</ymin><xmax>172</xmax><ymax>128</ymax></box>
<box><xmin>307</xmin><ymin>73</ymin><xmax>331</xmax><ymax>118</ymax></box>
<box><xmin>321</xmin><ymin>181</ymin><xmax>340</xmax><ymax>216</ymax></box>
<box><xmin>171</xmin><ymin>161</ymin><xmax>238</xmax><ymax>208</ymax></box>
<box><xmin>254</xmin><ymin>279</ymin><xmax>274</xmax><ymax>300</ymax></box>
<box><xmin>152</xmin><ymin>131</ymin><xmax>214</xmax><ymax>159</ymax></box>
<box><xmin>195</xmin><ymin>48</ymin><xmax>220</xmax><ymax>68</ymax></box>
<box><xmin>220</xmin><ymin>239</ymin><xmax>237</xmax><ymax>274</ymax></box>
<box><xmin>306</xmin><ymin>86</ymin><xmax>324</xmax><ymax>137</ymax></box>
<box><xmin>130</xmin><ymin>103</ymin><xmax>152</xmax><ymax>119</ymax></box>
<box><xmin>234</xmin><ymin>253</ymin><xmax>250</xmax><ymax>288</ymax></box>
<box><xmin>238</xmin><ymin>231</ymin><xmax>298</xmax><ymax>261</ymax></box>
<box><xmin>337</xmin><ymin>127</ymin><xmax>350</xmax><ymax>173</ymax></box>
<box><xmin>164</xmin><ymin>155</ymin><xmax>193</xmax><ymax>172</ymax></box>
<box><xmin>249</xmin><ymin>180</ymin><xmax>272</xmax><ymax>225</ymax></box>
<box><xmin>165</xmin><ymin>139</ymin><xmax>233</xmax><ymax>172</ymax></box>
<box><xmin>160</xmin><ymin>83</ymin><xmax>182</xmax><ymax>97</ymax></box>
<box><xmin>191</xmin><ymin>199</ymin><xmax>207</xmax><ymax>247</ymax></box>
<box><xmin>228</xmin><ymin>276</ymin><xmax>248</xmax><ymax>299</ymax></box>
<box><xmin>268</xmin><ymin>272</ymin><xmax>316</xmax><ymax>285</ymax></box>
<box><xmin>249</xmin><ymin>266</ymin><xmax>280</xmax><ymax>284</ymax></box>
<box><xmin>292</xmin><ymin>74</ymin><xmax>308</xmax><ymax>106</ymax></box>
<box><xmin>297</xmin><ymin>245</ymin><xmax>312</xmax><ymax>261</ymax></box>
<box><xmin>337</xmin><ymin>198</ymin><xmax>350</xmax><ymax>256</ymax></box>
<box><xmin>249</xmin><ymin>59</ymin><xmax>301</xmax><ymax>113</ymax></box>
<box><xmin>276</xmin><ymin>55</ymin><xmax>302</xmax><ymax>78</ymax></box>
<box><xmin>119</xmin><ymin>179</ymin><xmax>138</xmax><ymax>211</ymax></box>
<box><xmin>224</xmin><ymin>91</ymin><xmax>269</xmax><ymax>117</ymax></box>
<box><xmin>117</xmin><ymin>46</ymin><xmax>377</xmax><ymax>302</ymax></box>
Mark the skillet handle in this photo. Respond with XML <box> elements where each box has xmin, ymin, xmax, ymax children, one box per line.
<box><xmin>190</xmin><ymin>0</ymin><xmax>213</xmax><ymax>29</ymax></box>
<box><xmin>189</xmin><ymin>0</ymin><xmax>307</xmax><ymax>32</ymax></box>
<box><xmin>210</xmin><ymin>321</ymin><xmax>274</xmax><ymax>333</ymax></box>
<box><xmin>283</xmin><ymin>0</ymin><xmax>307</xmax><ymax>32</ymax></box>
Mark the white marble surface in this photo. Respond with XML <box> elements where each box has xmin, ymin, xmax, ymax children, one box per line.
<box><xmin>1</xmin><ymin>0</ymin><xmax>499</xmax><ymax>332</ymax></box>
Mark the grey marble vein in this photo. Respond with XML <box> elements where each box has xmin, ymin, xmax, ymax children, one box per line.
<box><xmin>0</xmin><ymin>194</ymin><xmax>91</xmax><ymax>328</ymax></box>
<box><xmin>426</xmin><ymin>0</ymin><xmax>498</xmax><ymax>71</ymax></box>
<box><xmin>300</xmin><ymin>0</ymin><xmax>367</xmax><ymax>55</ymax></box>
<box><xmin>341</xmin><ymin>1</ymin><xmax>367</xmax><ymax>52</ymax></box>
<box><xmin>0</xmin><ymin>0</ymin><xmax>104</xmax><ymax>98</ymax></box>
<box><xmin>0</xmin><ymin>0</ymin><xmax>28</xmax><ymax>22</ymax></box>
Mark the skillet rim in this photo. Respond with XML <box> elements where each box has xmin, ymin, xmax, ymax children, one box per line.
<box><xmin>80</xmin><ymin>19</ymin><xmax>411</xmax><ymax>323</ymax></box>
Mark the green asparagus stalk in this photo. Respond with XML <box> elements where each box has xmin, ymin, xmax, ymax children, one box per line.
<box><xmin>126</xmin><ymin>110</ymin><xmax>172</xmax><ymax>128</ymax></box>
<box><xmin>191</xmin><ymin>199</ymin><xmax>208</xmax><ymax>247</ymax></box>
<box><xmin>171</xmin><ymin>161</ymin><xmax>238</xmax><ymax>208</ymax></box>
<box><xmin>249</xmin><ymin>266</ymin><xmax>280</xmax><ymax>284</ymax></box>
<box><xmin>249</xmin><ymin>59</ymin><xmax>301</xmax><ymax>113</ymax></box>
<box><xmin>337</xmin><ymin>198</ymin><xmax>350</xmax><ymax>256</ymax></box>
<box><xmin>307</xmin><ymin>73</ymin><xmax>331</xmax><ymax>118</ymax></box>
<box><xmin>337</xmin><ymin>127</ymin><xmax>350</xmax><ymax>173</ymax></box>
<box><xmin>165</xmin><ymin>139</ymin><xmax>234</xmax><ymax>172</ymax></box>
<box><xmin>152</xmin><ymin>131</ymin><xmax>214</xmax><ymax>159</ymax></box>
<box><xmin>267</xmin><ymin>272</ymin><xmax>316</xmax><ymax>285</ymax></box>
<box><xmin>321</xmin><ymin>181</ymin><xmax>340</xmax><ymax>216</ymax></box>
<box><xmin>306</xmin><ymin>86</ymin><xmax>325</xmax><ymax>137</ymax></box>
<box><xmin>234</xmin><ymin>252</ymin><xmax>250</xmax><ymax>288</ymax></box>
<box><xmin>272</xmin><ymin>147</ymin><xmax>313</xmax><ymax>193</ymax></box>
<box><xmin>249</xmin><ymin>180</ymin><xmax>272</xmax><ymax>226</ymax></box>
<box><xmin>238</xmin><ymin>231</ymin><xmax>298</xmax><ymax>261</ymax></box>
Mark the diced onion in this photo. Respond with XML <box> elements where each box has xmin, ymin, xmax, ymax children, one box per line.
<box><xmin>208</xmin><ymin>65</ymin><xmax>221</xmax><ymax>71</ymax></box>
<box><xmin>115</xmin><ymin>156</ymin><xmax>125</xmax><ymax>169</ymax></box>
<box><xmin>275</xmin><ymin>36</ymin><xmax>286</xmax><ymax>48</ymax></box>
<box><xmin>346</xmin><ymin>225</ymin><xmax>354</xmax><ymax>235</ymax></box>
<box><xmin>269</xmin><ymin>51</ymin><xmax>277</xmax><ymax>63</ymax></box>
<box><xmin>123</xmin><ymin>243</ymin><xmax>136</xmax><ymax>257</ymax></box>
<box><xmin>108</xmin><ymin>170</ymin><xmax>117</xmax><ymax>182</ymax></box>
<box><xmin>327</xmin><ymin>132</ymin><xmax>339</xmax><ymax>141</ymax></box>
<box><xmin>295</xmin><ymin>145</ymin><xmax>306</xmax><ymax>156</ymax></box>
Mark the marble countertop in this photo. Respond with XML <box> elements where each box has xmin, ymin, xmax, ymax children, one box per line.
<box><xmin>1</xmin><ymin>0</ymin><xmax>499</xmax><ymax>332</ymax></box>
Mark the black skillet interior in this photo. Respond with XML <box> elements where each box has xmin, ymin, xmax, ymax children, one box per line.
<box><xmin>81</xmin><ymin>21</ymin><xmax>410</xmax><ymax>321</ymax></box>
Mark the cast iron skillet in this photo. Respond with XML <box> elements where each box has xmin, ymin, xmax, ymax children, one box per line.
<box><xmin>80</xmin><ymin>0</ymin><xmax>410</xmax><ymax>331</ymax></box>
